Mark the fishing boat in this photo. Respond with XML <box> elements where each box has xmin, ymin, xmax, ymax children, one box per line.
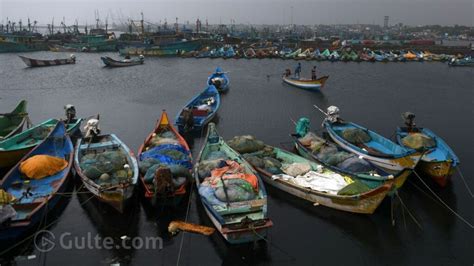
<box><xmin>282</xmin><ymin>75</ymin><xmax>329</xmax><ymax>91</ymax></box>
<box><xmin>0</xmin><ymin>122</ymin><xmax>73</xmax><ymax>241</ymax></box>
<box><xmin>0</xmin><ymin>118</ymin><xmax>82</xmax><ymax>168</ymax></box>
<box><xmin>293</xmin><ymin>118</ymin><xmax>412</xmax><ymax>191</ymax></box>
<box><xmin>404</xmin><ymin>51</ymin><xmax>417</xmax><ymax>61</ymax></box>
<box><xmin>207</xmin><ymin>67</ymin><xmax>230</xmax><ymax>92</ymax></box>
<box><xmin>395</xmin><ymin>112</ymin><xmax>459</xmax><ymax>187</ymax></box>
<box><xmin>321</xmin><ymin>106</ymin><xmax>423</xmax><ymax>172</ymax></box>
<box><xmin>328</xmin><ymin>51</ymin><xmax>340</xmax><ymax>61</ymax></box>
<box><xmin>137</xmin><ymin>110</ymin><xmax>192</xmax><ymax>204</ymax></box>
<box><xmin>101</xmin><ymin>55</ymin><xmax>144</xmax><ymax>67</ymax></box>
<box><xmin>448</xmin><ymin>56</ymin><xmax>474</xmax><ymax>67</ymax></box>
<box><xmin>244</xmin><ymin>48</ymin><xmax>256</xmax><ymax>59</ymax></box>
<box><xmin>285</xmin><ymin>48</ymin><xmax>301</xmax><ymax>59</ymax></box>
<box><xmin>19</xmin><ymin>54</ymin><xmax>76</xmax><ymax>67</ymax></box>
<box><xmin>175</xmin><ymin>85</ymin><xmax>220</xmax><ymax>133</ymax></box>
<box><xmin>0</xmin><ymin>100</ymin><xmax>28</xmax><ymax>141</ymax></box>
<box><xmin>0</xmin><ymin>34</ymin><xmax>48</xmax><ymax>53</ymax></box>
<box><xmin>74</xmin><ymin>133</ymin><xmax>138</xmax><ymax>213</ymax></box>
<box><xmin>120</xmin><ymin>39</ymin><xmax>201</xmax><ymax>56</ymax></box>
<box><xmin>238</xmin><ymin>141</ymin><xmax>393</xmax><ymax>214</ymax></box>
<box><xmin>194</xmin><ymin>123</ymin><xmax>272</xmax><ymax>243</ymax></box>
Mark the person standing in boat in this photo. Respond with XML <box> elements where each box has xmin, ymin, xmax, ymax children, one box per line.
<box><xmin>311</xmin><ymin>66</ymin><xmax>317</xmax><ymax>80</ymax></box>
<box><xmin>294</xmin><ymin>62</ymin><xmax>301</xmax><ymax>79</ymax></box>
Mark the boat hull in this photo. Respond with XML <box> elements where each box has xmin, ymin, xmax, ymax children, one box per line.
<box><xmin>418</xmin><ymin>160</ymin><xmax>455</xmax><ymax>187</ymax></box>
<box><xmin>74</xmin><ymin>134</ymin><xmax>138</xmax><ymax>213</ymax></box>
<box><xmin>202</xmin><ymin>203</ymin><xmax>272</xmax><ymax>244</ymax></box>
<box><xmin>101</xmin><ymin>56</ymin><xmax>144</xmax><ymax>67</ymax></box>
<box><xmin>19</xmin><ymin>56</ymin><xmax>75</xmax><ymax>67</ymax></box>
<box><xmin>259</xmin><ymin>171</ymin><xmax>390</xmax><ymax>214</ymax></box>
<box><xmin>282</xmin><ymin>76</ymin><xmax>329</xmax><ymax>90</ymax></box>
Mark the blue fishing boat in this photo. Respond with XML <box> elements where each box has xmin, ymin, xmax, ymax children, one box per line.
<box><xmin>207</xmin><ymin>67</ymin><xmax>230</xmax><ymax>92</ymax></box>
<box><xmin>395</xmin><ymin>112</ymin><xmax>459</xmax><ymax>187</ymax></box>
<box><xmin>0</xmin><ymin>122</ymin><xmax>73</xmax><ymax>241</ymax></box>
<box><xmin>175</xmin><ymin>85</ymin><xmax>220</xmax><ymax>133</ymax></box>
<box><xmin>293</xmin><ymin>118</ymin><xmax>412</xmax><ymax>192</ymax></box>
<box><xmin>322</xmin><ymin>106</ymin><xmax>423</xmax><ymax>172</ymax></box>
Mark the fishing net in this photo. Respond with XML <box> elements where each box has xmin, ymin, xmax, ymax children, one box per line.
<box><xmin>316</xmin><ymin>145</ymin><xmax>338</xmax><ymax>162</ymax></box>
<box><xmin>298</xmin><ymin>132</ymin><xmax>320</xmax><ymax>146</ymax></box>
<box><xmin>263</xmin><ymin>157</ymin><xmax>283</xmax><ymax>174</ymax></box>
<box><xmin>149</xmin><ymin>137</ymin><xmax>180</xmax><ymax>148</ymax></box>
<box><xmin>140</xmin><ymin>144</ymin><xmax>192</xmax><ymax>169</ymax></box>
<box><xmin>402</xmin><ymin>133</ymin><xmax>436</xmax><ymax>150</ymax></box>
<box><xmin>242</xmin><ymin>154</ymin><xmax>265</xmax><ymax>168</ymax></box>
<box><xmin>144</xmin><ymin>164</ymin><xmax>191</xmax><ymax>184</ymax></box>
<box><xmin>336</xmin><ymin>156</ymin><xmax>373</xmax><ymax>173</ymax></box>
<box><xmin>341</xmin><ymin>128</ymin><xmax>371</xmax><ymax>144</ymax></box>
<box><xmin>214</xmin><ymin>178</ymin><xmax>256</xmax><ymax>202</ymax></box>
<box><xmin>197</xmin><ymin>159</ymin><xmax>227</xmax><ymax>178</ymax></box>
<box><xmin>20</xmin><ymin>155</ymin><xmax>68</xmax><ymax>180</ymax></box>
<box><xmin>337</xmin><ymin>180</ymin><xmax>371</xmax><ymax>196</ymax></box>
<box><xmin>227</xmin><ymin>135</ymin><xmax>264</xmax><ymax>153</ymax></box>
<box><xmin>80</xmin><ymin>150</ymin><xmax>129</xmax><ymax>182</ymax></box>
<box><xmin>159</xmin><ymin>131</ymin><xmax>176</xmax><ymax>139</ymax></box>
<box><xmin>324</xmin><ymin>151</ymin><xmax>352</xmax><ymax>166</ymax></box>
<box><xmin>139</xmin><ymin>158</ymin><xmax>161</xmax><ymax>175</ymax></box>
<box><xmin>296</xmin><ymin>118</ymin><xmax>310</xmax><ymax>137</ymax></box>
<box><xmin>281</xmin><ymin>162</ymin><xmax>312</xmax><ymax>177</ymax></box>
<box><xmin>206</xmin><ymin>150</ymin><xmax>229</xmax><ymax>161</ymax></box>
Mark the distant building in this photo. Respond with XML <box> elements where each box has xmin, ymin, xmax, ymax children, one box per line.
<box><xmin>384</xmin><ymin>16</ymin><xmax>389</xmax><ymax>29</ymax></box>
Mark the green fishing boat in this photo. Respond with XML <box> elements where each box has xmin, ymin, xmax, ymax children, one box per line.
<box><xmin>235</xmin><ymin>140</ymin><xmax>393</xmax><ymax>214</ymax></box>
<box><xmin>0</xmin><ymin>100</ymin><xmax>28</xmax><ymax>141</ymax></box>
<box><xmin>119</xmin><ymin>40</ymin><xmax>201</xmax><ymax>56</ymax></box>
<box><xmin>0</xmin><ymin>118</ymin><xmax>82</xmax><ymax>168</ymax></box>
<box><xmin>194</xmin><ymin>123</ymin><xmax>273</xmax><ymax>244</ymax></box>
<box><xmin>0</xmin><ymin>34</ymin><xmax>48</xmax><ymax>53</ymax></box>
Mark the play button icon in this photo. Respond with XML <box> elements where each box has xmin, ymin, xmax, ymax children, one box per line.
<box><xmin>34</xmin><ymin>230</ymin><xmax>55</xmax><ymax>252</ymax></box>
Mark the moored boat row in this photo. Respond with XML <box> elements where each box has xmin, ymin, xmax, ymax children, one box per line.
<box><xmin>0</xmin><ymin>66</ymin><xmax>462</xmax><ymax>246</ymax></box>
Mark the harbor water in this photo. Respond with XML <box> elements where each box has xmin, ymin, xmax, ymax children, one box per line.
<box><xmin>0</xmin><ymin>52</ymin><xmax>473</xmax><ymax>265</ymax></box>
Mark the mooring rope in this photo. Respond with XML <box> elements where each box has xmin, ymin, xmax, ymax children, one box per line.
<box><xmin>250</xmin><ymin>227</ymin><xmax>296</xmax><ymax>262</ymax></box>
<box><xmin>395</xmin><ymin>190</ymin><xmax>423</xmax><ymax>230</ymax></box>
<box><xmin>413</xmin><ymin>170</ymin><xmax>474</xmax><ymax>229</ymax></box>
<box><xmin>0</xmin><ymin>192</ymin><xmax>96</xmax><ymax>257</ymax></box>
<box><xmin>456</xmin><ymin>167</ymin><xmax>474</xmax><ymax>198</ymax></box>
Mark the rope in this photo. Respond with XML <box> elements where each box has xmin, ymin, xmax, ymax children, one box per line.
<box><xmin>413</xmin><ymin>170</ymin><xmax>474</xmax><ymax>228</ymax></box>
<box><xmin>0</xmin><ymin>192</ymin><xmax>96</xmax><ymax>257</ymax></box>
<box><xmin>456</xmin><ymin>167</ymin><xmax>474</xmax><ymax>198</ymax></box>
<box><xmin>250</xmin><ymin>227</ymin><xmax>296</xmax><ymax>262</ymax></box>
<box><xmin>395</xmin><ymin>190</ymin><xmax>423</xmax><ymax>230</ymax></box>
<box><xmin>175</xmin><ymin>171</ymin><xmax>195</xmax><ymax>266</ymax></box>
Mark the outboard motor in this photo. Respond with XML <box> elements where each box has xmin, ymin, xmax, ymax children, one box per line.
<box><xmin>211</xmin><ymin>77</ymin><xmax>224</xmax><ymax>88</ymax></box>
<box><xmin>84</xmin><ymin>117</ymin><xmax>101</xmax><ymax>139</ymax></box>
<box><xmin>64</xmin><ymin>104</ymin><xmax>77</xmax><ymax>124</ymax></box>
<box><xmin>326</xmin><ymin>106</ymin><xmax>340</xmax><ymax>123</ymax></box>
<box><xmin>402</xmin><ymin>112</ymin><xmax>416</xmax><ymax>132</ymax></box>
<box><xmin>139</xmin><ymin>54</ymin><xmax>145</xmax><ymax>61</ymax></box>
<box><xmin>70</xmin><ymin>54</ymin><xmax>76</xmax><ymax>62</ymax></box>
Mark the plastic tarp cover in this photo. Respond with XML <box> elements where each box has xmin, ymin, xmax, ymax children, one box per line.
<box><xmin>272</xmin><ymin>170</ymin><xmax>351</xmax><ymax>195</ymax></box>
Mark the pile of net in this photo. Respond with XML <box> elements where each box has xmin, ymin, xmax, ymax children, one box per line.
<box><xmin>80</xmin><ymin>150</ymin><xmax>133</xmax><ymax>187</ymax></box>
<box><xmin>23</xmin><ymin>125</ymin><xmax>55</xmax><ymax>145</ymax></box>
<box><xmin>402</xmin><ymin>133</ymin><xmax>436</xmax><ymax>150</ymax></box>
<box><xmin>341</xmin><ymin>128</ymin><xmax>371</xmax><ymax>144</ymax></box>
<box><xmin>233</xmin><ymin>135</ymin><xmax>372</xmax><ymax>196</ymax></box>
<box><xmin>227</xmin><ymin>135</ymin><xmax>264</xmax><ymax>153</ymax></box>
<box><xmin>198</xmin><ymin>156</ymin><xmax>259</xmax><ymax>208</ymax></box>
<box><xmin>138</xmin><ymin>131</ymin><xmax>191</xmax><ymax>189</ymax></box>
<box><xmin>298</xmin><ymin>132</ymin><xmax>373</xmax><ymax>173</ymax></box>
<box><xmin>20</xmin><ymin>155</ymin><xmax>68</xmax><ymax>179</ymax></box>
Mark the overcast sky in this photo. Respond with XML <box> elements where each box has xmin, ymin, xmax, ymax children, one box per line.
<box><xmin>1</xmin><ymin>0</ymin><xmax>473</xmax><ymax>26</ymax></box>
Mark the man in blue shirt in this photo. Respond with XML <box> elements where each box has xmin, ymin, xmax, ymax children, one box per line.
<box><xmin>294</xmin><ymin>62</ymin><xmax>301</xmax><ymax>79</ymax></box>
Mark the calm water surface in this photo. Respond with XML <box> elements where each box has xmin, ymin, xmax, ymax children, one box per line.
<box><xmin>0</xmin><ymin>52</ymin><xmax>473</xmax><ymax>265</ymax></box>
